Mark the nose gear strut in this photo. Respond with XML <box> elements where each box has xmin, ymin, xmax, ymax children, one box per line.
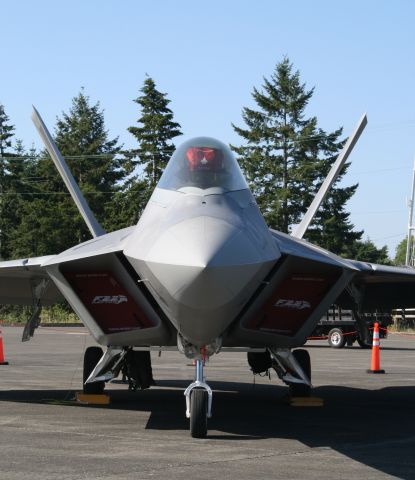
<box><xmin>184</xmin><ymin>356</ymin><xmax>212</xmax><ymax>438</ymax></box>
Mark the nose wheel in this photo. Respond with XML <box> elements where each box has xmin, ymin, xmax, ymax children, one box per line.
<box><xmin>189</xmin><ymin>388</ymin><xmax>208</xmax><ymax>437</ymax></box>
<box><xmin>184</xmin><ymin>358</ymin><xmax>212</xmax><ymax>438</ymax></box>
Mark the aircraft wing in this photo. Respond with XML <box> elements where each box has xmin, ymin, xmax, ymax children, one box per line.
<box><xmin>272</xmin><ymin>231</ymin><xmax>415</xmax><ymax>310</ymax></box>
<box><xmin>338</xmin><ymin>260</ymin><xmax>415</xmax><ymax>310</ymax></box>
<box><xmin>0</xmin><ymin>256</ymin><xmax>63</xmax><ymax>305</ymax></box>
<box><xmin>0</xmin><ymin>226</ymin><xmax>136</xmax><ymax>307</ymax></box>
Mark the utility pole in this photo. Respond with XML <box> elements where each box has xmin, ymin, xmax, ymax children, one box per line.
<box><xmin>0</xmin><ymin>155</ymin><xmax>3</xmax><ymax>260</ymax></box>
<box><xmin>405</xmin><ymin>156</ymin><xmax>415</xmax><ymax>266</ymax></box>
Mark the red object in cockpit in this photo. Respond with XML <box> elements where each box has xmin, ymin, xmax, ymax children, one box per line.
<box><xmin>186</xmin><ymin>147</ymin><xmax>223</xmax><ymax>171</ymax></box>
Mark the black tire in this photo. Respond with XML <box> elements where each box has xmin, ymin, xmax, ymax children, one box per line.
<box><xmin>124</xmin><ymin>350</ymin><xmax>154</xmax><ymax>390</ymax></box>
<box><xmin>189</xmin><ymin>389</ymin><xmax>208</xmax><ymax>438</ymax></box>
<box><xmin>328</xmin><ymin>328</ymin><xmax>346</xmax><ymax>349</ymax></box>
<box><xmin>357</xmin><ymin>337</ymin><xmax>371</xmax><ymax>349</ymax></box>
<box><xmin>83</xmin><ymin>346</ymin><xmax>105</xmax><ymax>394</ymax></box>
<box><xmin>289</xmin><ymin>349</ymin><xmax>311</xmax><ymax>397</ymax></box>
<box><xmin>346</xmin><ymin>335</ymin><xmax>355</xmax><ymax>347</ymax></box>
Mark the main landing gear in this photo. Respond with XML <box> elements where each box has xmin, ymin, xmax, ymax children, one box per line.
<box><xmin>82</xmin><ymin>346</ymin><xmax>155</xmax><ymax>393</ymax></box>
<box><xmin>83</xmin><ymin>346</ymin><xmax>105</xmax><ymax>394</ymax></box>
<box><xmin>184</xmin><ymin>358</ymin><xmax>212</xmax><ymax>438</ymax></box>
<box><xmin>289</xmin><ymin>349</ymin><xmax>311</xmax><ymax>397</ymax></box>
<box><xmin>268</xmin><ymin>348</ymin><xmax>312</xmax><ymax>397</ymax></box>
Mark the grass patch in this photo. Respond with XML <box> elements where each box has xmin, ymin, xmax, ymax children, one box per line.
<box><xmin>0</xmin><ymin>304</ymin><xmax>81</xmax><ymax>325</ymax></box>
<box><xmin>388</xmin><ymin>324</ymin><xmax>415</xmax><ymax>334</ymax></box>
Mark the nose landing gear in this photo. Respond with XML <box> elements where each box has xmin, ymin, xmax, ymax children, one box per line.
<box><xmin>184</xmin><ymin>358</ymin><xmax>212</xmax><ymax>438</ymax></box>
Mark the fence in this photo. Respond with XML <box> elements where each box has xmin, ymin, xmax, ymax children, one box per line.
<box><xmin>391</xmin><ymin>309</ymin><xmax>415</xmax><ymax>329</ymax></box>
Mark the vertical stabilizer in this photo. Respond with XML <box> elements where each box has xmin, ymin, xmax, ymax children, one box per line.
<box><xmin>31</xmin><ymin>106</ymin><xmax>106</xmax><ymax>238</ymax></box>
<box><xmin>292</xmin><ymin>113</ymin><xmax>367</xmax><ymax>239</ymax></box>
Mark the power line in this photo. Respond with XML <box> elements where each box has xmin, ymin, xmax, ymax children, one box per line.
<box><xmin>352</xmin><ymin>210</ymin><xmax>406</xmax><ymax>215</ymax></box>
<box><xmin>0</xmin><ymin>152</ymin><xmax>173</xmax><ymax>161</ymax></box>
<box><xmin>0</xmin><ymin>191</ymin><xmax>122</xmax><ymax>196</ymax></box>
<box><xmin>348</xmin><ymin>165</ymin><xmax>412</xmax><ymax>175</ymax></box>
<box><xmin>373</xmin><ymin>232</ymin><xmax>406</xmax><ymax>241</ymax></box>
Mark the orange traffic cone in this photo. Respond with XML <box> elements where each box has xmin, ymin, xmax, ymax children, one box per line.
<box><xmin>367</xmin><ymin>322</ymin><xmax>384</xmax><ymax>374</ymax></box>
<box><xmin>0</xmin><ymin>328</ymin><xmax>9</xmax><ymax>365</ymax></box>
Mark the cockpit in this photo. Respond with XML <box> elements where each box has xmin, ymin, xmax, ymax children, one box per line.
<box><xmin>158</xmin><ymin>137</ymin><xmax>248</xmax><ymax>194</ymax></box>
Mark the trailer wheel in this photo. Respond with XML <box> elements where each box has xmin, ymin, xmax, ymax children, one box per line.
<box><xmin>328</xmin><ymin>328</ymin><xmax>346</xmax><ymax>348</ymax></box>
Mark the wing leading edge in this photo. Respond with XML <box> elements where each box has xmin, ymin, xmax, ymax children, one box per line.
<box><xmin>339</xmin><ymin>260</ymin><xmax>415</xmax><ymax>310</ymax></box>
<box><xmin>0</xmin><ymin>256</ymin><xmax>62</xmax><ymax>305</ymax></box>
<box><xmin>272</xmin><ymin>231</ymin><xmax>415</xmax><ymax>311</ymax></box>
<box><xmin>0</xmin><ymin>227</ymin><xmax>136</xmax><ymax>307</ymax></box>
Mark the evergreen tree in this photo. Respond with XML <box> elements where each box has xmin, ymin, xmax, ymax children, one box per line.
<box><xmin>107</xmin><ymin>176</ymin><xmax>148</xmax><ymax>229</ymax></box>
<box><xmin>0</xmin><ymin>104</ymin><xmax>15</xmax><ymax>156</ymax></box>
<box><xmin>0</xmin><ymin>104</ymin><xmax>32</xmax><ymax>259</ymax></box>
<box><xmin>127</xmin><ymin>76</ymin><xmax>182</xmax><ymax>209</ymax></box>
<box><xmin>0</xmin><ymin>103</ymin><xmax>15</xmax><ymax>258</ymax></box>
<box><xmin>347</xmin><ymin>238</ymin><xmax>391</xmax><ymax>264</ymax></box>
<box><xmin>394</xmin><ymin>237</ymin><xmax>407</xmax><ymax>265</ymax></box>
<box><xmin>11</xmin><ymin>90</ymin><xmax>125</xmax><ymax>257</ymax></box>
<box><xmin>306</xmin><ymin>181</ymin><xmax>362</xmax><ymax>256</ymax></box>
<box><xmin>1</xmin><ymin>140</ymin><xmax>36</xmax><ymax>259</ymax></box>
<box><xmin>231</xmin><ymin>58</ymin><xmax>362</xmax><ymax>255</ymax></box>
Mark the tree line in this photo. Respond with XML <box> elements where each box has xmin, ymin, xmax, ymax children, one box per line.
<box><xmin>0</xmin><ymin>59</ymin><xmax>393</xmax><ymax>265</ymax></box>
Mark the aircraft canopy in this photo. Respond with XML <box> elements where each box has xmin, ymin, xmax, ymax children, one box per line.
<box><xmin>158</xmin><ymin>137</ymin><xmax>248</xmax><ymax>193</ymax></box>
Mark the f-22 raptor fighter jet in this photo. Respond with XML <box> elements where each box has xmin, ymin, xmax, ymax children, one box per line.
<box><xmin>1</xmin><ymin>109</ymin><xmax>415</xmax><ymax>438</ymax></box>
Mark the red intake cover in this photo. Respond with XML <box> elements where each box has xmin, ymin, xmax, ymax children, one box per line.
<box><xmin>246</xmin><ymin>274</ymin><xmax>336</xmax><ymax>335</ymax></box>
<box><xmin>64</xmin><ymin>271</ymin><xmax>153</xmax><ymax>334</ymax></box>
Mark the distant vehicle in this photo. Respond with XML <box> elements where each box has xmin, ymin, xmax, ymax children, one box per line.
<box><xmin>308</xmin><ymin>306</ymin><xmax>392</xmax><ymax>348</ymax></box>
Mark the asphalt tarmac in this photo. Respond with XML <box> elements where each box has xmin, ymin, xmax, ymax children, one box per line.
<box><xmin>0</xmin><ymin>327</ymin><xmax>415</xmax><ymax>480</ymax></box>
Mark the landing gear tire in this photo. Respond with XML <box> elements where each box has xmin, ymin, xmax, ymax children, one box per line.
<box><xmin>357</xmin><ymin>337</ymin><xmax>371</xmax><ymax>349</ymax></box>
<box><xmin>328</xmin><ymin>328</ymin><xmax>346</xmax><ymax>349</ymax></box>
<box><xmin>189</xmin><ymin>388</ymin><xmax>208</xmax><ymax>438</ymax></box>
<box><xmin>83</xmin><ymin>346</ymin><xmax>105</xmax><ymax>394</ymax></box>
<box><xmin>289</xmin><ymin>349</ymin><xmax>311</xmax><ymax>397</ymax></box>
<box><xmin>346</xmin><ymin>335</ymin><xmax>355</xmax><ymax>347</ymax></box>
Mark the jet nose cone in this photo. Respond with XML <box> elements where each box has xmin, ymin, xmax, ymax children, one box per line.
<box><xmin>147</xmin><ymin>215</ymin><xmax>261</xmax><ymax>269</ymax></box>
<box><xmin>125</xmin><ymin>214</ymin><xmax>279</xmax><ymax>344</ymax></box>
<box><xmin>144</xmin><ymin>216</ymin><xmax>264</xmax><ymax>309</ymax></box>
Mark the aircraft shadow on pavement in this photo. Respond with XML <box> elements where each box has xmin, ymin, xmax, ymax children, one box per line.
<box><xmin>1</xmin><ymin>380</ymin><xmax>414</xmax><ymax>478</ymax></box>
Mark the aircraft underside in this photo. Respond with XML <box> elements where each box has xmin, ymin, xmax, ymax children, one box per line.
<box><xmin>39</xmin><ymin>223</ymin><xmax>356</xmax><ymax>437</ymax></box>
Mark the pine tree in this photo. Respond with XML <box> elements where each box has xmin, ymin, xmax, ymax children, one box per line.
<box><xmin>1</xmin><ymin>140</ymin><xmax>36</xmax><ymax>259</ymax></box>
<box><xmin>231</xmin><ymin>58</ymin><xmax>362</xmax><ymax>255</ymax></box>
<box><xmin>394</xmin><ymin>237</ymin><xmax>407</xmax><ymax>265</ymax></box>
<box><xmin>0</xmin><ymin>104</ymin><xmax>15</xmax><ymax>156</ymax></box>
<box><xmin>348</xmin><ymin>238</ymin><xmax>391</xmax><ymax>264</ymax></box>
<box><xmin>107</xmin><ymin>176</ymin><xmax>148</xmax><ymax>229</ymax></box>
<box><xmin>127</xmin><ymin>76</ymin><xmax>182</xmax><ymax>206</ymax></box>
<box><xmin>0</xmin><ymin>103</ymin><xmax>15</xmax><ymax>258</ymax></box>
<box><xmin>11</xmin><ymin>90</ymin><xmax>125</xmax><ymax>257</ymax></box>
<box><xmin>0</xmin><ymin>104</ymin><xmax>31</xmax><ymax>259</ymax></box>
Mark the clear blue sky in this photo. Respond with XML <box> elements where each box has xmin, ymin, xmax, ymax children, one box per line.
<box><xmin>2</xmin><ymin>0</ymin><xmax>415</xmax><ymax>256</ymax></box>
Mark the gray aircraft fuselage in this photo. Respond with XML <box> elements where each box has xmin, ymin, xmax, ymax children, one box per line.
<box><xmin>41</xmin><ymin>137</ymin><xmax>355</xmax><ymax>352</ymax></box>
<box><xmin>124</xmin><ymin>187</ymin><xmax>279</xmax><ymax>345</ymax></box>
